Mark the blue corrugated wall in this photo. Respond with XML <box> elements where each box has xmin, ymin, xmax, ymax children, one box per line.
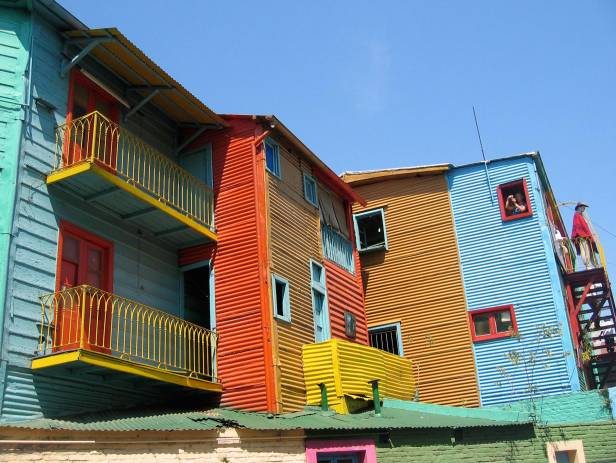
<box><xmin>448</xmin><ymin>156</ymin><xmax>579</xmax><ymax>406</ymax></box>
<box><xmin>0</xmin><ymin>10</ymin><xmax>185</xmax><ymax>422</ymax></box>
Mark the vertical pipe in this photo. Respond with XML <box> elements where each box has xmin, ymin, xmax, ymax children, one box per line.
<box><xmin>371</xmin><ymin>380</ymin><xmax>381</xmax><ymax>415</ymax></box>
<box><xmin>319</xmin><ymin>383</ymin><xmax>329</xmax><ymax>411</ymax></box>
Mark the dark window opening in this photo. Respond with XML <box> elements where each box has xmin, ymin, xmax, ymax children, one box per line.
<box><xmin>275</xmin><ymin>280</ymin><xmax>286</xmax><ymax>317</ymax></box>
<box><xmin>497</xmin><ymin>179</ymin><xmax>533</xmax><ymax>221</ymax></box>
<box><xmin>182</xmin><ymin>265</ymin><xmax>211</xmax><ymax>329</ymax></box>
<box><xmin>369</xmin><ymin>324</ymin><xmax>401</xmax><ymax>356</ymax></box>
<box><xmin>354</xmin><ymin>209</ymin><xmax>387</xmax><ymax>252</ymax></box>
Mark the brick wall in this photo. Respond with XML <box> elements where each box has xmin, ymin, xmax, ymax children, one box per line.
<box><xmin>0</xmin><ymin>429</ymin><xmax>306</xmax><ymax>463</ymax></box>
<box><xmin>372</xmin><ymin>423</ymin><xmax>616</xmax><ymax>462</ymax></box>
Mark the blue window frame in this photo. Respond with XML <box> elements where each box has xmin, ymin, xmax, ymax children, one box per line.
<box><xmin>353</xmin><ymin>208</ymin><xmax>388</xmax><ymax>252</ymax></box>
<box><xmin>303</xmin><ymin>173</ymin><xmax>318</xmax><ymax>206</ymax></box>
<box><xmin>265</xmin><ymin>139</ymin><xmax>281</xmax><ymax>178</ymax></box>
<box><xmin>272</xmin><ymin>274</ymin><xmax>291</xmax><ymax>322</ymax></box>
<box><xmin>310</xmin><ymin>260</ymin><xmax>330</xmax><ymax>342</ymax></box>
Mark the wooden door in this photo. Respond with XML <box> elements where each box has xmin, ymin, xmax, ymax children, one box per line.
<box><xmin>65</xmin><ymin>71</ymin><xmax>120</xmax><ymax>170</ymax></box>
<box><xmin>55</xmin><ymin>222</ymin><xmax>113</xmax><ymax>353</ymax></box>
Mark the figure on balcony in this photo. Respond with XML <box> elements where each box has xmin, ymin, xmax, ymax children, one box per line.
<box><xmin>572</xmin><ymin>202</ymin><xmax>598</xmax><ymax>270</ymax></box>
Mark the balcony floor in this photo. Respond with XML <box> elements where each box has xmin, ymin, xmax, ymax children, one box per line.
<box><xmin>48</xmin><ymin>162</ymin><xmax>216</xmax><ymax>249</ymax></box>
<box><xmin>32</xmin><ymin>349</ymin><xmax>222</xmax><ymax>393</ymax></box>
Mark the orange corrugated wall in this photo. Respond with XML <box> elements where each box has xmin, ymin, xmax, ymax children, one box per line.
<box><xmin>183</xmin><ymin>118</ymin><xmax>276</xmax><ymax>412</ymax></box>
<box><xmin>352</xmin><ymin>174</ymin><xmax>480</xmax><ymax>407</ymax></box>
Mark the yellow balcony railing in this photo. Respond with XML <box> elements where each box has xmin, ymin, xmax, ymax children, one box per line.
<box><xmin>53</xmin><ymin>111</ymin><xmax>214</xmax><ymax>232</ymax></box>
<box><xmin>35</xmin><ymin>285</ymin><xmax>218</xmax><ymax>382</ymax></box>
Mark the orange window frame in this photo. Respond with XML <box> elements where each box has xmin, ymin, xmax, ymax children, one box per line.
<box><xmin>56</xmin><ymin>220</ymin><xmax>114</xmax><ymax>293</ymax></box>
<box><xmin>469</xmin><ymin>305</ymin><xmax>518</xmax><ymax>342</ymax></box>
<box><xmin>496</xmin><ymin>179</ymin><xmax>533</xmax><ymax>222</ymax></box>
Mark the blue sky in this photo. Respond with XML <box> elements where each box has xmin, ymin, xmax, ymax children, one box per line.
<box><xmin>60</xmin><ymin>0</ymin><xmax>616</xmax><ymax>265</ymax></box>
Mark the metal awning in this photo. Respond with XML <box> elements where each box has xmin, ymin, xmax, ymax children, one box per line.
<box><xmin>62</xmin><ymin>28</ymin><xmax>226</xmax><ymax>127</ymax></box>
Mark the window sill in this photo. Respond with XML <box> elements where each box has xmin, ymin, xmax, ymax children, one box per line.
<box><xmin>501</xmin><ymin>211</ymin><xmax>533</xmax><ymax>222</ymax></box>
<box><xmin>472</xmin><ymin>331</ymin><xmax>516</xmax><ymax>343</ymax></box>
<box><xmin>358</xmin><ymin>245</ymin><xmax>387</xmax><ymax>254</ymax></box>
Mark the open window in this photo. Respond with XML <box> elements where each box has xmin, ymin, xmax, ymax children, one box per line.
<box><xmin>497</xmin><ymin>179</ymin><xmax>533</xmax><ymax>221</ymax></box>
<box><xmin>469</xmin><ymin>305</ymin><xmax>517</xmax><ymax>342</ymax></box>
<box><xmin>369</xmin><ymin>322</ymin><xmax>403</xmax><ymax>356</ymax></box>
<box><xmin>546</xmin><ymin>440</ymin><xmax>586</xmax><ymax>463</ymax></box>
<box><xmin>272</xmin><ymin>274</ymin><xmax>291</xmax><ymax>322</ymax></box>
<box><xmin>353</xmin><ymin>208</ymin><xmax>388</xmax><ymax>252</ymax></box>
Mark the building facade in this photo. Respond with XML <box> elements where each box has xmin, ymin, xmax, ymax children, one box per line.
<box><xmin>0</xmin><ymin>0</ymin><xmax>413</xmax><ymax>422</ymax></box>
<box><xmin>345</xmin><ymin>153</ymin><xmax>614</xmax><ymax>407</ymax></box>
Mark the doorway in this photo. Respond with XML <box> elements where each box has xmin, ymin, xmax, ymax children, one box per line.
<box><xmin>180</xmin><ymin>261</ymin><xmax>214</xmax><ymax>330</ymax></box>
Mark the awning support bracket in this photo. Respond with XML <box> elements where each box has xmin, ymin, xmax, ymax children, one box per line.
<box><xmin>61</xmin><ymin>38</ymin><xmax>114</xmax><ymax>77</ymax></box>
<box><xmin>124</xmin><ymin>88</ymin><xmax>161</xmax><ymax>120</ymax></box>
<box><xmin>176</xmin><ymin>125</ymin><xmax>210</xmax><ymax>155</ymax></box>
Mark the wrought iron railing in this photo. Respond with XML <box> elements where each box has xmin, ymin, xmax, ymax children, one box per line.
<box><xmin>36</xmin><ymin>285</ymin><xmax>218</xmax><ymax>381</ymax></box>
<box><xmin>53</xmin><ymin>111</ymin><xmax>214</xmax><ymax>230</ymax></box>
<box><xmin>321</xmin><ymin>224</ymin><xmax>355</xmax><ymax>273</ymax></box>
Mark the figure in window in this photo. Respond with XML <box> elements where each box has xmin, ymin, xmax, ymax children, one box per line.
<box><xmin>504</xmin><ymin>192</ymin><xmax>527</xmax><ymax>217</ymax></box>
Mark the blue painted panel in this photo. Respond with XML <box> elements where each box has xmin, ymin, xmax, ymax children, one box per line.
<box><xmin>448</xmin><ymin>156</ymin><xmax>578</xmax><ymax>406</ymax></box>
<box><xmin>0</xmin><ymin>11</ymin><xmax>190</xmax><ymax>422</ymax></box>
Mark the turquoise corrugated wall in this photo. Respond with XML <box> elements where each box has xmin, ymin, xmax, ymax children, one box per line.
<box><xmin>448</xmin><ymin>156</ymin><xmax>579</xmax><ymax>406</ymax></box>
<box><xmin>0</xmin><ymin>7</ymin><xmax>30</xmax><ymax>402</ymax></box>
<box><xmin>0</xmin><ymin>11</ymin><xmax>185</xmax><ymax>422</ymax></box>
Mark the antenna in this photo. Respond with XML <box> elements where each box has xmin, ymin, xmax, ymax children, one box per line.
<box><xmin>473</xmin><ymin>106</ymin><xmax>494</xmax><ymax>203</ymax></box>
<box><xmin>473</xmin><ymin>106</ymin><xmax>487</xmax><ymax>162</ymax></box>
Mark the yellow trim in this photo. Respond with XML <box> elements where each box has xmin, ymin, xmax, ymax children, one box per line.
<box><xmin>46</xmin><ymin>162</ymin><xmax>93</xmax><ymax>184</ymax></box>
<box><xmin>32</xmin><ymin>350</ymin><xmax>223</xmax><ymax>393</ymax></box>
<box><xmin>46</xmin><ymin>162</ymin><xmax>217</xmax><ymax>242</ymax></box>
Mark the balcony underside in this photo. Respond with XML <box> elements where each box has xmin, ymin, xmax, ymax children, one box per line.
<box><xmin>48</xmin><ymin>162</ymin><xmax>216</xmax><ymax>248</ymax></box>
<box><xmin>32</xmin><ymin>349</ymin><xmax>222</xmax><ymax>393</ymax></box>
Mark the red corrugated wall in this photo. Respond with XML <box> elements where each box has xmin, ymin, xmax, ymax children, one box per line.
<box><xmin>182</xmin><ymin>118</ymin><xmax>274</xmax><ymax>411</ymax></box>
<box><xmin>324</xmin><ymin>250</ymin><xmax>369</xmax><ymax>345</ymax></box>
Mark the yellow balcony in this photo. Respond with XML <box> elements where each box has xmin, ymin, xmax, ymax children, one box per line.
<box><xmin>303</xmin><ymin>339</ymin><xmax>415</xmax><ymax>414</ymax></box>
<box><xmin>48</xmin><ymin>111</ymin><xmax>216</xmax><ymax>247</ymax></box>
<box><xmin>32</xmin><ymin>285</ymin><xmax>221</xmax><ymax>393</ymax></box>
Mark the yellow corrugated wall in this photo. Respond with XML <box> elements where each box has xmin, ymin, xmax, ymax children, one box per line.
<box><xmin>352</xmin><ymin>174</ymin><xmax>480</xmax><ymax>407</ymax></box>
<box><xmin>267</xmin><ymin>140</ymin><xmax>322</xmax><ymax>412</ymax></box>
<box><xmin>303</xmin><ymin>339</ymin><xmax>415</xmax><ymax>413</ymax></box>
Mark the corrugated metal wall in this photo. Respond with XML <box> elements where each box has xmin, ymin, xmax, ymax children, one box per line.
<box><xmin>448</xmin><ymin>157</ymin><xmax>579</xmax><ymax>406</ymax></box>
<box><xmin>197</xmin><ymin>118</ymin><xmax>272</xmax><ymax>412</ymax></box>
<box><xmin>352</xmin><ymin>174</ymin><xmax>480</xmax><ymax>407</ymax></box>
<box><xmin>1</xmin><ymin>13</ymin><xmax>186</xmax><ymax>420</ymax></box>
<box><xmin>266</xmin><ymin>139</ymin><xmax>322</xmax><ymax>412</ymax></box>
<box><xmin>324</xmin><ymin>259</ymin><xmax>368</xmax><ymax>345</ymax></box>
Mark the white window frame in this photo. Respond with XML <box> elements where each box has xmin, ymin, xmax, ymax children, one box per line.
<box><xmin>271</xmin><ymin>274</ymin><xmax>291</xmax><ymax>322</ymax></box>
<box><xmin>546</xmin><ymin>440</ymin><xmax>586</xmax><ymax>463</ymax></box>
<box><xmin>353</xmin><ymin>208</ymin><xmax>388</xmax><ymax>253</ymax></box>
<box><xmin>303</xmin><ymin>173</ymin><xmax>318</xmax><ymax>207</ymax></box>
<box><xmin>310</xmin><ymin>260</ymin><xmax>330</xmax><ymax>342</ymax></box>
<box><xmin>265</xmin><ymin>138</ymin><xmax>281</xmax><ymax>178</ymax></box>
<box><xmin>368</xmin><ymin>322</ymin><xmax>404</xmax><ymax>357</ymax></box>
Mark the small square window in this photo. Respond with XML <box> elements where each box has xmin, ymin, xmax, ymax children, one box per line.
<box><xmin>469</xmin><ymin>305</ymin><xmax>517</xmax><ymax>342</ymax></box>
<box><xmin>353</xmin><ymin>208</ymin><xmax>388</xmax><ymax>252</ymax></box>
<box><xmin>546</xmin><ymin>440</ymin><xmax>586</xmax><ymax>463</ymax></box>
<box><xmin>369</xmin><ymin>322</ymin><xmax>404</xmax><ymax>356</ymax></box>
<box><xmin>497</xmin><ymin>179</ymin><xmax>533</xmax><ymax>221</ymax></box>
<box><xmin>272</xmin><ymin>274</ymin><xmax>290</xmax><ymax>322</ymax></box>
<box><xmin>265</xmin><ymin>139</ymin><xmax>281</xmax><ymax>178</ymax></box>
<box><xmin>303</xmin><ymin>173</ymin><xmax>318</xmax><ymax>206</ymax></box>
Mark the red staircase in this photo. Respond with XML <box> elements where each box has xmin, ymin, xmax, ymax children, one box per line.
<box><xmin>565</xmin><ymin>268</ymin><xmax>616</xmax><ymax>389</ymax></box>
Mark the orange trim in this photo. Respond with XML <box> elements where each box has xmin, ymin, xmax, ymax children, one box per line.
<box><xmin>253</xmin><ymin>127</ymin><xmax>278</xmax><ymax>413</ymax></box>
<box><xmin>496</xmin><ymin>179</ymin><xmax>533</xmax><ymax>222</ymax></box>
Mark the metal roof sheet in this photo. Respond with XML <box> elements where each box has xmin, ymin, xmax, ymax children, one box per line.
<box><xmin>1</xmin><ymin>402</ymin><xmax>531</xmax><ymax>432</ymax></box>
<box><xmin>63</xmin><ymin>28</ymin><xmax>226</xmax><ymax>127</ymax></box>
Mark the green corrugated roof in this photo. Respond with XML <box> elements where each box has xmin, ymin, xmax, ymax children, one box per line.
<box><xmin>1</xmin><ymin>401</ymin><xmax>531</xmax><ymax>432</ymax></box>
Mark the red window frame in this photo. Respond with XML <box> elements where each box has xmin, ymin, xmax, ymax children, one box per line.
<box><xmin>55</xmin><ymin>220</ymin><xmax>114</xmax><ymax>293</ymax></box>
<box><xmin>66</xmin><ymin>70</ymin><xmax>121</xmax><ymax>125</ymax></box>
<box><xmin>469</xmin><ymin>305</ymin><xmax>518</xmax><ymax>342</ymax></box>
<box><xmin>496</xmin><ymin>179</ymin><xmax>533</xmax><ymax>222</ymax></box>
